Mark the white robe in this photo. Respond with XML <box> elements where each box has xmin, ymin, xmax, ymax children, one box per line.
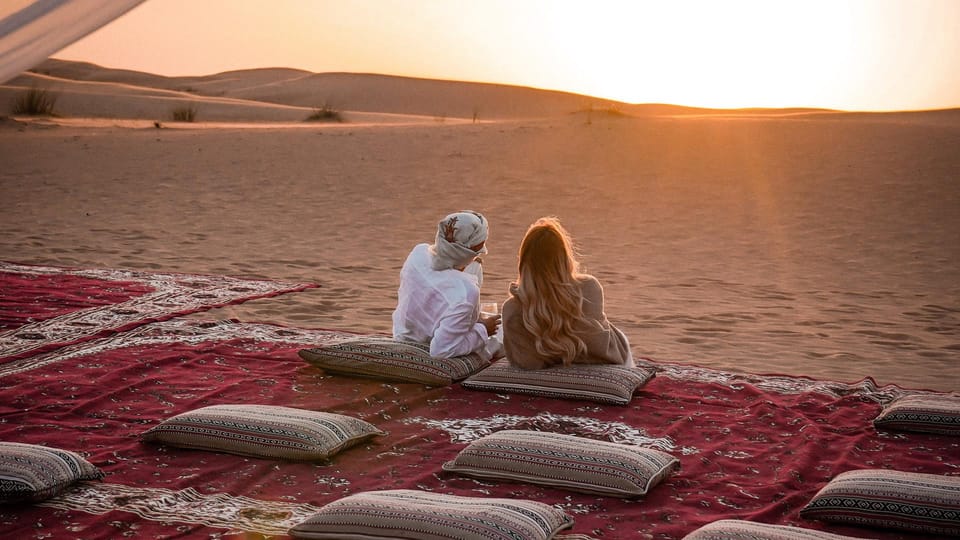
<box><xmin>392</xmin><ymin>243</ymin><xmax>499</xmax><ymax>360</ymax></box>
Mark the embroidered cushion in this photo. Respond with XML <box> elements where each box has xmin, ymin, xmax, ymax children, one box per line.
<box><xmin>140</xmin><ymin>404</ymin><xmax>385</xmax><ymax>461</ymax></box>
<box><xmin>799</xmin><ymin>469</ymin><xmax>960</xmax><ymax>537</ymax></box>
<box><xmin>682</xmin><ymin>519</ymin><xmax>868</xmax><ymax>539</ymax></box>
<box><xmin>461</xmin><ymin>359</ymin><xmax>654</xmax><ymax>405</ymax></box>
<box><xmin>0</xmin><ymin>442</ymin><xmax>103</xmax><ymax>504</ymax></box>
<box><xmin>873</xmin><ymin>394</ymin><xmax>960</xmax><ymax>435</ymax></box>
<box><xmin>442</xmin><ymin>430</ymin><xmax>679</xmax><ymax>497</ymax></box>
<box><xmin>288</xmin><ymin>489</ymin><xmax>574</xmax><ymax>540</ymax></box>
<box><xmin>299</xmin><ymin>337</ymin><xmax>489</xmax><ymax>386</ymax></box>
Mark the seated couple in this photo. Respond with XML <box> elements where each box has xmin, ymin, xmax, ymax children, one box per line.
<box><xmin>392</xmin><ymin>211</ymin><xmax>633</xmax><ymax>370</ymax></box>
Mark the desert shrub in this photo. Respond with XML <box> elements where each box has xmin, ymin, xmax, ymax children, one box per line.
<box><xmin>171</xmin><ymin>105</ymin><xmax>197</xmax><ymax>122</ymax></box>
<box><xmin>581</xmin><ymin>103</ymin><xmax>628</xmax><ymax>116</ymax></box>
<box><xmin>305</xmin><ymin>104</ymin><xmax>343</xmax><ymax>122</ymax></box>
<box><xmin>12</xmin><ymin>87</ymin><xmax>57</xmax><ymax>116</ymax></box>
<box><xmin>577</xmin><ymin>102</ymin><xmax>630</xmax><ymax>124</ymax></box>
<box><xmin>599</xmin><ymin>104</ymin><xmax>628</xmax><ymax>117</ymax></box>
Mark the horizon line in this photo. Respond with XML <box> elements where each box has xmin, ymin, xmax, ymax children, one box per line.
<box><xmin>37</xmin><ymin>57</ymin><xmax>960</xmax><ymax>115</ymax></box>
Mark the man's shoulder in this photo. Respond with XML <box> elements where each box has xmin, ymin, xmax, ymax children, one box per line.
<box><xmin>431</xmin><ymin>267</ymin><xmax>480</xmax><ymax>301</ymax></box>
<box><xmin>403</xmin><ymin>243</ymin><xmax>432</xmax><ymax>267</ymax></box>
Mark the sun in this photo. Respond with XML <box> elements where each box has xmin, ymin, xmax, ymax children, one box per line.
<box><xmin>523</xmin><ymin>1</ymin><xmax>867</xmax><ymax>109</ymax></box>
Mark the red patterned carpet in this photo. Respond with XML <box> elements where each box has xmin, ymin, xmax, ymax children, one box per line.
<box><xmin>0</xmin><ymin>318</ymin><xmax>954</xmax><ymax>539</ymax></box>
<box><xmin>0</xmin><ymin>261</ymin><xmax>317</xmax><ymax>364</ymax></box>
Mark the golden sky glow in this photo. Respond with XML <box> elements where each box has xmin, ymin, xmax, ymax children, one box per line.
<box><xmin>55</xmin><ymin>0</ymin><xmax>960</xmax><ymax>111</ymax></box>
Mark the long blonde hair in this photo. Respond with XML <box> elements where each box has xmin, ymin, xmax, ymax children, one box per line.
<box><xmin>514</xmin><ymin>217</ymin><xmax>589</xmax><ymax>365</ymax></box>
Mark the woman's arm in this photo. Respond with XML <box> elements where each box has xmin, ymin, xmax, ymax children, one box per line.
<box><xmin>502</xmin><ymin>296</ymin><xmax>551</xmax><ymax>370</ymax></box>
<box><xmin>577</xmin><ymin>276</ymin><xmax>632</xmax><ymax>365</ymax></box>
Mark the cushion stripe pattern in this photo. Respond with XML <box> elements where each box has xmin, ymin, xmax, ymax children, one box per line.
<box><xmin>288</xmin><ymin>489</ymin><xmax>574</xmax><ymax>540</ymax></box>
<box><xmin>0</xmin><ymin>442</ymin><xmax>103</xmax><ymax>504</ymax></box>
<box><xmin>799</xmin><ymin>469</ymin><xmax>960</xmax><ymax>537</ymax></box>
<box><xmin>682</xmin><ymin>519</ymin><xmax>868</xmax><ymax>539</ymax></box>
<box><xmin>140</xmin><ymin>404</ymin><xmax>385</xmax><ymax>461</ymax></box>
<box><xmin>442</xmin><ymin>430</ymin><xmax>679</xmax><ymax>497</ymax></box>
<box><xmin>299</xmin><ymin>337</ymin><xmax>489</xmax><ymax>386</ymax></box>
<box><xmin>873</xmin><ymin>394</ymin><xmax>960</xmax><ymax>435</ymax></box>
<box><xmin>461</xmin><ymin>359</ymin><xmax>654</xmax><ymax>405</ymax></box>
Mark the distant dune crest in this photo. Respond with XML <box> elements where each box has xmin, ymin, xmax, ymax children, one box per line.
<box><xmin>2</xmin><ymin>58</ymin><xmax>958</xmax><ymax>124</ymax></box>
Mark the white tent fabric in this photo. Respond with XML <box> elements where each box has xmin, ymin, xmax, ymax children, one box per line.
<box><xmin>0</xmin><ymin>0</ymin><xmax>145</xmax><ymax>84</ymax></box>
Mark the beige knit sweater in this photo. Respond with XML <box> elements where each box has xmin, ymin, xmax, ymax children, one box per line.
<box><xmin>501</xmin><ymin>275</ymin><xmax>631</xmax><ymax>370</ymax></box>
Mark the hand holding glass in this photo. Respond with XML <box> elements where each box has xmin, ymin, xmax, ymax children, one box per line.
<box><xmin>479</xmin><ymin>302</ymin><xmax>502</xmax><ymax>341</ymax></box>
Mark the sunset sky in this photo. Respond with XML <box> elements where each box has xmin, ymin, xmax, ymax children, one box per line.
<box><xmin>54</xmin><ymin>0</ymin><xmax>960</xmax><ymax>112</ymax></box>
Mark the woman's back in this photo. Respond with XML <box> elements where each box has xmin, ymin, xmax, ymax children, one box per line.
<box><xmin>503</xmin><ymin>274</ymin><xmax>631</xmax><ymax>370</ymax></box>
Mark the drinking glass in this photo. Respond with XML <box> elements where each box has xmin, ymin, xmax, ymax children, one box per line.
<box><xmin>479</xmin><ymin>301</ymin><xmax>499</xmax><ymax>317</ymax></box>
<box><xmin>479</xmin><ymin>301</ymin><xmax>503</xmax><ymax>343</ymax></box>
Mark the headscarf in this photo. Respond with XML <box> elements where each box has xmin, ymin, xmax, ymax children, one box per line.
<box><xmin>429</xmin><ymin>211</ymin><xmax>489</xmax><ymax>271</ymax></box>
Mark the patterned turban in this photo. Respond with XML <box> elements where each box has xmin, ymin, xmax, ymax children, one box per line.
<box><xmin>429</xmin><ymin>211</ymin><xmax>489</xmax><ymax>270</ymax></box>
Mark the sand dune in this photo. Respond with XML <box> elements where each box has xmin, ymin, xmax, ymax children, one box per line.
<box><xmin>5</xmin><ymin>58</ymin><xmax>608</xmax><ymax>121</ymax></box>
<box><xmin>2</xmin><ymin>70</ymin><xmax>325</xmax><ymax>123</ymax></box>
<box><xmin>5</xmin><ymin>59</ymin><xmax>959</xmax><ymax>125</ymax></box>
<box><xmin>1</xmin><ymin>59</ymin><xmax>958</xmax><ymax>392</ymax></box>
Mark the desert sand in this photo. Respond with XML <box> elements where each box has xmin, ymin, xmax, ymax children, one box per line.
<box><xmin>1</xmin><ymin>59</ymin><xmax>958</xmax><ymax>392</ymax></box>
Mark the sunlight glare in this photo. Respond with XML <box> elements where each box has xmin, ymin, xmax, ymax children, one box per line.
<box><xmin>534</xmin><ymin>1</ymin><xmax>869</xmax><ymax>108</ymax></box>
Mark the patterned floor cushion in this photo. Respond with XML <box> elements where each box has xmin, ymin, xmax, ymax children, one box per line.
<box><xmin>140</xmin><ymin>404</ymin><xmax>385</xmax><ymax>461</ymax></box>
<box><xmin>461</xmin><ymin>359</ymin><xmax>654</xmax><ymax>405</ymax></box>
<box><xmin>799</xmin><ymin>469</ymin><xmax>960</xmax><ymax>537</ymax></box>
<box><xmin>442</xmin><ymin>430</ymin><xmax>679</xmax><ymax>497</ymax></box>
<box><xmin>288</xmin><ymin>489</ymin><xmax>574</xmax><ymax>540</ymax></box>
<box><xmin>683</xmin><ymin>519</ymin><xmax>870</xmax><ymax>539</ymax></box>
<box><xmin>873</xmin><ymin>393</ymin><xmax>960</xmax><ymax>435</ymax></box>
<box><xmin>299</xmin><ymin>337</ymin><xmax>489</xmax><ymax>386</ymax></box>
<box><xmin>0</xmin><ymin>442</ymin><xmax>103</xmax><ymax>504</ymax></box>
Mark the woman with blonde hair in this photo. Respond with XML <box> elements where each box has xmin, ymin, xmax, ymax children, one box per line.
<box><xmin>501</xmin><ymin>217</ymin><xmax>632</xmax><ymax>370</ymax></box>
